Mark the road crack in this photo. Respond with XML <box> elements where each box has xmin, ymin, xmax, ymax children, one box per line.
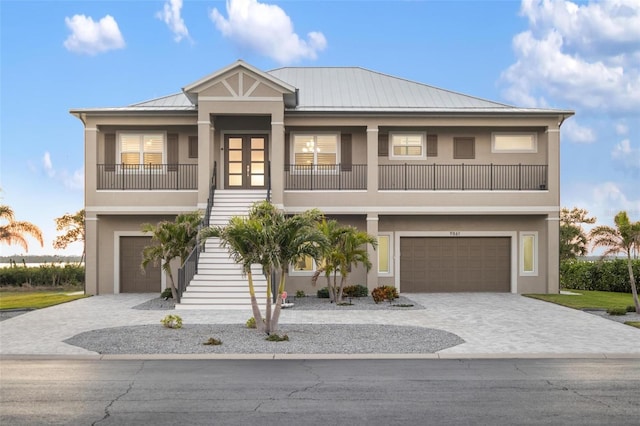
<box><xmin>92</xmin><ymin>361</ymin><xmax>145</xmax><ymax>425</ymax></box>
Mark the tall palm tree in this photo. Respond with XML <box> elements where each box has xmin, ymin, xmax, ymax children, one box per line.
<box><xmin>590</xmin><ymin>211</ymin><xmax>640</xmax><ymax>313</ymax></box>
<box><xmin>141</xmin><ymin>211</ymin><xmax>202</xmax><ymax>301</ymax></box>
<box><xmin>200</xmin><ymin>216</ymin><xmax>267</xmax><ymax>332</ymax></box>
<box><xmin>313</xmin><ymin>219</ymin><xmax>377</xmax><ymax>303</ymax></box>
<box><xmin>0</xmin><ymin>205</ymin><xmax>43</xmax><ymax>252</ymax></box>
<box><xmin>270</xmin><ymin>207</ymin><xmax>326</xmax><ymax>331</ymax></box>
<box><xmin>200</xmin><ymin>201</ymin><xmax>326</xmax><ymax>334</ymax></box>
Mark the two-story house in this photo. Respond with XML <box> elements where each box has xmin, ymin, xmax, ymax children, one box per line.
<box><xmin>71</xmin><ymin>60</ymin><xmax>573</xmax><ymax>308</ymax></box>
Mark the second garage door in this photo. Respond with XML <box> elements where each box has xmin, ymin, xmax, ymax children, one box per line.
<box><xmin>120</xmin><ymin>236</ymin><xmax>161</xmax><ymax>293</ymax></box>
<box><xmin>400</xmin><ymin>237</ymin><xmax>511</xmax><ymax>293</ymax></box>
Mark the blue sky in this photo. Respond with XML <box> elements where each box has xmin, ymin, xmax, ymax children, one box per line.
<box><xmin>1</xmin><ymin>0</ymin><xmax>638</xmax><ymax>256</ymax></box>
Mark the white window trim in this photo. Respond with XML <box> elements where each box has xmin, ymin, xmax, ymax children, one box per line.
<box><xmin>116</xmin><ymin>131</ymin><xmax>167</xmax><ymax>171</ymax></box>
<box><xmin>519</xmin><ymin>231</ymin><xmax>538</xmax><ymax>276</ymax></box>
<box><xmin>492</xmin><ymin>132</ymin><xmax>538</xmax><ymax>153</ymax></box>
<box><xmin>288</xmin><ymin>255</ymin><xmax>318</xmax><ymax>276</ymax></box>
<box><xmin>290</xmin><ymin>132</ymin><xmax>340</xmax><ymax>174</ymax></box>
<box><xmin>389</xmin><ymin>131</ymin><xmax>426</xmax><ymax>160</ymax></box>
<box><xmin>377</xmin><ymin>232</ymin><xmax>393</xmax><ymax>276</ymax></box>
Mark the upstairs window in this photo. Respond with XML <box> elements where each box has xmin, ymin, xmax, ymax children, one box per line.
<box><xmin>390</xmin><ymin>133</ymin><xmax>425</xmax><ymax>159</ymax></box>
<box><xmin>293</xmin><ymin>134</ymin><xmax>338</xmax><ymax>166</ymax></box>
<box><xmin>119</xmin><ymin>133</ymin><xmax>165</xmax><ymax>165</ymax></box>
<box><xmin>492</xmin><ymin>133</ymin><xmax>537</xmax><ymax>153</ymax></box>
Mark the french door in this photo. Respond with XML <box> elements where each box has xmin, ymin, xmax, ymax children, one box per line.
<box><xmin>224</xmin><ymin>135</ymin><xmax>268</xmax><ymax>189</ymax></box>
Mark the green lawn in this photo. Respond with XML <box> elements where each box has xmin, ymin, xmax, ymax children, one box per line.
<box><xmin>0</xmin><ymin>291</ymin><xmax>88</xmax><ymax>310</ymax></box>
<box><xmin>525</xmin><ymin>290</ymin><xmax>635</xmax><ymax>311</ymax></box>
<box><xmin>625</xmin><ymin>322</ymin><xmax>640</xmax><ymax>329</ymax></box>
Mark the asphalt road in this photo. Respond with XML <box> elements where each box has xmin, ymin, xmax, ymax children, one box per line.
<box><xmin>1</xmin><ymin>358</ymin><xmax>639</xmax><ymax>425</ymax></box>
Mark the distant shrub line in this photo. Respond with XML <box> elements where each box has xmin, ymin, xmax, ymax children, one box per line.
<box><xmin>561</xmin><ymin>259</ymin><xmax>640</xmax><ymax>293</ymax></box>
<box><xmin>0</xmin><ymin>264</ymin><xmax>85</xmax><ymax>287</ymax></box>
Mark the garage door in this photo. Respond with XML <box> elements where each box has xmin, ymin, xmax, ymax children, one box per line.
<box><xmin>120</xmin><ymin>236</ymin><xmax>161</xmax><ymax>293</ymax></box>
<box><xmin>400</xmin><ymin>237</ymin><xmax>510</xmax><ymax>292</ymax></box>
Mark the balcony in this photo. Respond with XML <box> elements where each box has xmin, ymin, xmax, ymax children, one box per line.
<box><xmin>379</xmin><ymin>164</ymin><xmax>548</xmax><ymax>191</ymax></box>
<box><xmin>284</xmin><ymin>164</ymin><xmax>367</xmax><ymax>190</ymax></box>
<box><xmin>97</xmin><ymin>164</ymin><xmax>197</xmax><ymax>190</ymax></box>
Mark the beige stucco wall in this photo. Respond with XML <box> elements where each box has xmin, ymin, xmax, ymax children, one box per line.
<box><xmin>92</xmin><ymin>215</ymin><xmax>175</xmax><ymax>295</ymax></box>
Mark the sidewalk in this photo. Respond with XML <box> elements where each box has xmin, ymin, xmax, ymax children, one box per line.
<box><xmin>1</xmin><ymin>293</ymin><xmax>639</xmax><ymax>358</ymax></box>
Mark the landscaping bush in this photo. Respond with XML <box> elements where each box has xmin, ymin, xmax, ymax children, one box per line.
<box><xmin>161</xmin><ymin>288</ymin><xmax>173</xmax><ymax>299</ymax></box>
<box><xmin>343</xmin><ymin>284</ymin><xmax>369</xmax><ymax>298</ymax></box>
<box><xmin>161</xmin><ymin>314</ymin><xmax>182</xmax><ymax>329</ymax></box>
<box><xmin>560</xmin><ymin>259</ymin><xmax>640</xmax><ymax>293</ymax></box>
<box><xmin>0</xmin><ymin>264</ymin><xmax>84</xmax><ymax>287</ymax></box>
<box><xmin>295</xmin><ymin>290</ymin><xmax>306</xmax><ymax>298</ymax></box>
<box><xmin>606</xmin><ymin>307</ymin><xmax>627</xmax><ymax>316</ymax></box>
<box><xmin>371</xmin><ymin>285</ymin><xmax>398</xmax><ymax>304</ymax></box>
<box><xmin>317</xmin><ymin>287</ymin><xmax>330</xmax><ymax>298</ymax></box>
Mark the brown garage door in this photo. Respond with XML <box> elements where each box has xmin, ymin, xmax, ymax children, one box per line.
<box><xmin>400</xmin><ymin>237</ymin><xmax>510</xmax><ymax>292</ymax></box>
<box><xmin>120</xmin><ymin>236</ymin><xmax>161</xmax><ymax>293</ymax></box>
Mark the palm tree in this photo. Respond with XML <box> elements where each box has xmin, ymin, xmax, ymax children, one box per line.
<box><xmin>270</xmin><ymin>207</ymin><xmax>326</xmax><ymax>331</ymax></box>
<box><xmin>313</xmin><ymin>219</ymin><xmax>377</xmax><ymax>303</ymax></box>
<box><xmin>200</xmin><ymin>216</ymin><xmax>267</xmax><ymax>332</ymax></box>
<box><xmin>0</xmin><ymin>205</ymin><xmax>43</xmax><ymax>252</ymax></box>
<box><xmin>141</xmin><ymin>211</ymin><xmax>202</xmax><ymax>301</ymax></box>
<box><xmin>590</xmin><ymin>211</ymin><xmax>640</xmax><ymax>313</ymax></box>
<box><xmin>200</xmin><ymin>201</ymin><xmax>326</xmax><ymax>334</ymax></box>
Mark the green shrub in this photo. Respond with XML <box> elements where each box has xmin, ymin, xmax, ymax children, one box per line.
<box><xmin>0</xmin><ymin>264</ymin><xmax>85</xmax><ymax>287</ymax></box>
<box><xmin>560</xmin><ymin>259</ymin><xmax>640</xmax><ymax>293</ymax></box>
<box><xmin>343</xmin><ymin>284</ymin><xmax>368</xmax><ymax>298</ymax></box>
<box><xmin>161</xmin><ymin>288</ymin><xmax>173</xmax><ymax>299</ymax></box>
<box><xmin>203</xmin><ymin>337</ymin><xmax>222</xmax><ymax>345</ymax></box>
<box><xmin>265</xmin><ymin>333</ymin><xmax>289</xmax><ymax>342</ymax></box>
<box><xmin>627</xmin><ymin>305</ymin><xmax>636</xmax><ymax>313</ymax></box>
<box><xmin>161</xmin><ymin>314</ymin><xmax>182</xmax><ymax>329</ymax></box>
<box><xmin>606</xmin><ymin>307</ymin><xmax>627</xmax><ymax>316</ymax></box>
<box><xmin>246</xmin><ymin>317</ymin><xmax>256</xmax><ymax>329</ymax></box>
<box><xmin>317</xmin><ymin>287</ymin><xmax>330</xmax><ymax>298</ymax></box>
<box><xmin>295</xmin><ymin>290</ymin><xmax>306</xmax><ymax>298</ymax></box>
<box><xmin>371</xmin><ymin>285</ymin><xmax>398</xmax><ymax>304</ymax></box>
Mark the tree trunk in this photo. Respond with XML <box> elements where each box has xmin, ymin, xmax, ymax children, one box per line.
<box><xmin>270</xmin><ymin>272</ymin><xmax>287</xmax><ymax>332</ymax></box>
<box><xmin>265</xmin><ymin>272</ymin><xmax>272</xmax><ymax>334</ymax></box>
<box><xmin>166</xmin><ymin>266</ymin><xmax>178</xmax><ymax>301</ymax></box>
<box><xmin>337</xmin><ymin>274</ymin><xmax>348</xmax><ymax>303</ymax></box>
<box><xmin>247</xmin><ymin>271</ymin><xmax>265</xmax><ymax>333</ymax></box>
<box><xmin>626</xmin><ymin>252</ymin><xmax>640</xmax><ymax>314</ymax></box>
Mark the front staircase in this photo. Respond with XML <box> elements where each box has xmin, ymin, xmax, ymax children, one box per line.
<box><xmin>176</xmin><ymin>190</ymin><xmax>269</xmax><ymax>310</ymax></box>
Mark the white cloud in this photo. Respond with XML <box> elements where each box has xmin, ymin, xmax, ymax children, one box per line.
<box><xmin>615</xmin><ymin>122</ymin><xmax>629</xmax><ymax>135</ymax></box>
<box><xmin>64</xmin><ymin>14</ymin><xmax>125</xmax><ymax>55</ymax></box>
<box><xmin>592</xmin><ymin>181</ymin><xmax>640</xmax><ymax>221</ymax></box>
<box><xmin>210</xmin><ymin>0</ymin><xmax>327</xmax><ymax>64</ymax></box>
<box><xmin>157</xmin><ymin>0</ymin><xmax>190</xmax><ymax>42</ymax></box>
<box><xmin>41</xmin><ymin>152</ymin><xmax>84</xmax><ymax>190</ymax></box>
<box><xmin>563</xmin><ymin>119</ymin><xmax>596</xmax><ymax>144</ymax></box>
<box><xmin>501</xmin><ymin>0</ymin><xmax>640</xmax><ymax>114</ymax></box>
<box><xmin>611</xmin><ymin>139</ymin><xmax>640</xmax><ymax>172</ymax></box>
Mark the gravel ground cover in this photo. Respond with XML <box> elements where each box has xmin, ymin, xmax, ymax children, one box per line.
<box><xmin>132</xmin><ymin>295</ymin><xmax>424</xmax><ymax>311</ymax></box>
<box><xmin>63</xmin><ymin>323</ymin><xmax>464</xmax><ymax>354</ymax></box>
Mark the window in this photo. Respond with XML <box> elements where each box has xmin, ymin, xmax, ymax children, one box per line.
<box><xmin>188</xmin><ymin>136</ymin><xmax>198</xmax><ymax>158</ymax></box>
<box><xmin>290</xmin><ymin>255</ymin><xmax>316</xmax><ymax>275</ymax></box>
<box><xmin>378</xmin><ymin>233</ymin><xmax>393</xmax><ymax>275</ymax></box>
<box><xmin>119</xmin><ymin>133</ymin><xmax>165</xmax><ymax>166</ymax></box>
<box><xmin>453</xmin><ymin>137</ymin><xmax>475</xmax><ymax>159</ymax></box>
<box><xmin>492</xmin><ymin>133</ymin><xmax>537</xmax><ymax>153</ymax></box>
<box><xmin>390</xmin><ymin>133</ymin><xmax>425</xmax><ymax>158</ymax></box>
<box><xmin>520</xmin><ymin>232</ymin><xmax>538</xmax><ymax>275</ymax></box>
<box><xmin>292</xmin><ymin>134</ymin><xmax>338</xmax><ymax>166</ymax></box>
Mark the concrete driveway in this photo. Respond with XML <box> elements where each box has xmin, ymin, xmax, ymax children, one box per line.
<box><xmin>0</xmin><ymin>293</ymin><xmax>638</xmax><ymax>358</ymax></box>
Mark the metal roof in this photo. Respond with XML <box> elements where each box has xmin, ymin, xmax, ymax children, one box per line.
<box><xmin>71</xmin><ymin>63</ymin><xmax>573</xmax><ymax>116</ymax></box>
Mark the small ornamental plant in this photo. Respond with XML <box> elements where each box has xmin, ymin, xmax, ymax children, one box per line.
<box><xmin>246</xmin><ymin>317</ymin><xmax>257</xmax><ymax>329</ymax></box>
<box><xmin>371</xmin><ymin>285</ymin><xmax>398</xmax><ymax>304</ymax></box>
<box><xmin>295</xmin><ymin>290</ymin><xmax>306</xmax><ymax>298</ymax></box>
<box><xmin>161</xmin><ymin>314</ymin><xmax>183</xmax><ymax>329</ymax></box>
<box><xmin>203</xmin><ymin>337</ymin><xmax>222</xmax><ymax>346</ymax></box>
<box><xmin>265</xmin><ymin>333</ymin><xmax>289</xmax><ymax>342</ymax></box>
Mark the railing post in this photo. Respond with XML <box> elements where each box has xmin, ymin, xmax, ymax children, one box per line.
<box><xmin>176</xmin><ymin>165</ymin><xmax>179</xmax><ymax>190</ymax></box>
<box><xmin>490</xmin><ymin>163</ymin><xmax>493</xmax><ymax>191</ymax></box>
<box><xmin>519</xmin><ymin>163</ymin><xmax>522</xmax><ymax>190</ymax></box>
<box><xmin>310</xmin><ymin>164</ymin><xmax>314</xmax><ymax>191</ymax></box>
<box><xmin>462</xmin><ymin>164</ymin><xmax>465</xmax><ymax>191</ymax></box>
<box><xmin>338</xmin><ymin>163</ymin><xmax>342</xmax><ymax>190</ymax></box>
<box><xmin>121</xmin><ymin>163</ymin><xmax>125</xmax><ymax>190</ymax></box>
<box><xmin>404</xmin><ymin>163</ymin><xmax>408</xmax><ymax>191</ymax></box>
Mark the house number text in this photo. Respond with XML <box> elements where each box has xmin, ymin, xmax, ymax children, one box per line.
<box><xmin>450</xmin><ymin>231</ymin><xmax>461</xmax><ymax>236</ymax></box>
